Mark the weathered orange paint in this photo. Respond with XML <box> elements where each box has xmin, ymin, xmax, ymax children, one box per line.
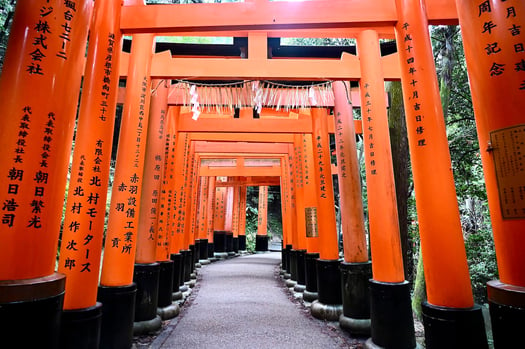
<box><xmin>172</xmin><ymin>132</ymin><xmax>191</xmax><ymax>252</ymax></box>
<box><xmin>232</xmin><ymin>183</ymin><xmax>241</xmax><ymax>238</ymax></box>
<box><xmin>206</xmin><ymin>176</ymin><xmax>217</xmax><ymax>243</ymax></box>
<box><xmin>395</xmin><ymin>0</ymin><xmax>473</xmax><ymax>308</ymax></box>
<box><xmin>136</xmin><ymin>79</ymin><xmax>169</xmax><ymax>264</ymax></box>
<box><xmin>57</xmin><ymin>0</ymin><xmax>121</xmax><ymax>309</ymax></box>
<box><xmin>311</xmin><ymin>108</ymin><xmax>339</xmax><ymax>260</ymax></box>
<box><xmin>238</xmin><ymin>186</ymin><xmax>248</xmax><ymax>237</ymax></box>
<box><xmin>183</xmin><ymin>142</ymin><xmax>198</xmax><ymax>250</ymax></box>
<box><xmin>456</xmin><ymin>0</ymin><xmax>525</xmax><ymax>287</ymax></box>
<box><xmin>357</xmin><ymin>31</ymin><xmax>404</xmax><ymax>282</ymax></box>
<box><xmin>0</xmin><ymin>0</ymin><xmax>92</xmax><ymax>280</ymax></box>
<box><xmin>214</xmin><ymin>187</ymin><xmax>227</xmax><ymax>231</ymax></box>
<box><xmin>301</xmin><ymin>133</ymin><xmax>321</xmax><ymax>254</ymax></box>
<box><xmin>293</xmin><ymin>134</ymin><xmax>308</xmax><ymax>251</ymax></box>
<box><xmin>333</xmin><ymin>81</ymin><xmax>368</xmax><ymax>265</ymax></box>
<box><xmin>196</xmin><ymin>176</ymin><xmax>210</xmax><ymax>241</ymax></box>
<box><xmin>100</xmin><ymin>33</ymin><xmax>155</xmax><ymax>287</ymax></box>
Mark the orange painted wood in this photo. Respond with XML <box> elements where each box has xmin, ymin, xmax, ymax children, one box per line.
<box><xmin>301</xmin><ymin>134</ymin><xmax>321</xmax><ymax>254</ymax></box>
<box><xmin>238</xmin><ymin>186</ymin><xmax>248</xmax><ymax>237</ymax></box>
<box><xmin>357</xmin><ymin>33</ymin><xmax>405</xmax><ymax>282</ymax></box>
<box><xmin>100</xmin><ymin>33</ymin><xmax>155</xmax><ymax>286</ymax></box>
<box><xmin>214</xmin><ymin>187</ymin><xmax>227</xmax><ymax>231</ymax></box>
<box><xmin>456</xmin><ymin>1</ymin><xmax>525</xmax><ymax>287</ymax></box>
<box><xmin>206</xmin><ymin>176</ymin><xmax>217</xmax><ymax>242</ymax></box>
<box><xmin>311</xmin><ymin>108</ymin><xmax>339</xmax><ymax>260</ymax></box>
<box><xmin>184</xmin><ymin>143</ymin><xmax>199</xmax><ymax>249</ymax></box>
<box><xmin>136</xmin><ymin>79</ymin><xmax>169</xmax><ymax>264</ymax></box>
<box><xmin>395</xmin><ymin>0</ymin><xmax>473</xmax><ymax>308</ymax></box>
<box><xmin>194</xmin><ymin>141</ymin><xmax>289</xmax><ymax>154</ymax></box>
<box><xmin>280</xmin><ymin>157</ymin><xmax>292</xmax><ymax>247</ymax></box>
<box><xmin>292</xmin><ymin>134</ymin><xmax>307</xmax><ymax>251</ymax></box>
<box><xmin>333</xmin><ymin>81</ymin><xmax>368</xmax><ymax>264</ymax></box>
<box><xmin>224</xmin><ymin>185</ymin><xmax>234</xmax><ymax>232</ymax></box>
<box><xmin>257</xmin><ymin>186</ymin><xmax>269</xmax><ymax>236</ymax></box>
<box><xmin>56</xmin><ymin>0</ymin><xmax>120</xmax><ymax>309</ymax></box>
<box><xmin>171</xmin><ymin>132</ymin><xmax>191</xmax><ymax>252</ymax></box>
<box><xmin>0</xmin><ymin>0</ymin><xmax>92</xmax><ymax>280</ymax></box>
<box><xmin>120</xmin><ymin>0</ymin><xmax>458</xmax><ymax>34</ymax></box>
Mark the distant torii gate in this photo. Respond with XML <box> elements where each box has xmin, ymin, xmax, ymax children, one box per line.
<box><xmin>0</xmin><ymin>1</ymin><xmax>523</xmax><ymax>349</ymax></box>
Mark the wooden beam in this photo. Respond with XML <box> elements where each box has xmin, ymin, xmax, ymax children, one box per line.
<box><xmin>120</xmin><ymin>0</ymin><xmax>458</xmax><ymax>34</ymax></box>
<box><xmin>200</xmin><ymin>166</ymin><xmax>281</xmax><ymax>177</ymax></box>
<box><xmin>194</xmin><ymin>141</ymin><xmax>290</xmax><ymax>154</ymax></box>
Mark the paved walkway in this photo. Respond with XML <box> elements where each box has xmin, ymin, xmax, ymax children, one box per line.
<box><xmin>150</xmin><ymin>252</ymin><xmax>364</xmax><ymax>349</ymax></box>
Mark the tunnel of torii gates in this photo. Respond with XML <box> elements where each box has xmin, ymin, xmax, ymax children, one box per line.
<box><xmin>0</xmin><ymin>0</ymin><xmax>524</xmax><ymax>348</ymax></box>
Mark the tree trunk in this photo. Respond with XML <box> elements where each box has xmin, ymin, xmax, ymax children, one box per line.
<box><xmin>387</xmin><ymin>81</ymin><xmax>413</xmax><ymax>282</ymax></box>
<box><xmin>411</xmin><ymin>247</ymin><xmax>426</xmax><ymax>319</ymax></box>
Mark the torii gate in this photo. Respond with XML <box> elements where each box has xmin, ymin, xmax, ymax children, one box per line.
<box><xmin>0</xmin><ymin>1</ymin><xmax>523</xmax><ymax>349</ymax></box>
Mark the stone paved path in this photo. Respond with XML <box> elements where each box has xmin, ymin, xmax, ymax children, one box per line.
<box><xmin>150</xmin><ymin>252</ymin><xmax>364</xmax><ymax>349</ymax></box>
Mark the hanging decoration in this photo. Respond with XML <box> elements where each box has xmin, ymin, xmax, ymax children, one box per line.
<box><xmin>169</xmin><ymin>80</ymin><xmax>334</xmax><ymax>116</ymax></box>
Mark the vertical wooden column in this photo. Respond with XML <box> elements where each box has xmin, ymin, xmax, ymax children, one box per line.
<box><xmin>183</xmin><ymin>142</ymin><xmax>199</xmax><ymax>276</ymax></box>
<box><xmin>256</xmin><ymin>185</ymin><xmax>269</xmax><ymax>251</ymax></box>
<box><xmin>98</xmin><ymin>32</ymin><xmax>155</xmax><ymax>349</ymax></box>
<box><xmin>292</xmin><ymin>135</ymin><xmax>308</xmax><ymax>292</ymax></box>
<box><xmin>195</xmin><ymin>176</ymin><xmax>210</xmax><ymax>262</ymax></box>
<box><xmin>285</xmin><ymin>146</ymin><xmax>300</xmax><ymax>286</ymax></box>
<box><xmin>214</xmin><ymin>186</ymin><xmax>227</xmax><ymax>255</ymax></box>
<box><xmin>238</xmin><ymin>185</ymin><xmax>248</xmax><ymax>251</ymax></box>
<box><xmin>395</xmin><ymin>1</ymin><xmax>488</xmax><ymax>348</ymax></box>
<box><xmin>0</xmin><ymin>1</ymin><xmax>92</xmax><ymax>347</ymax></box>
<box><xmin>206</xmin><ymin>176</ymin><xmax>217</xmax><ymax>256</ymax></box>
<box><xmin>232</xmin><ymin>182</ymin><xmax>241</xmax><ymax>253</ymax></box>
<box><xmin>301</xmin><ymin>133</ymin><xmax>322</xmax><ymax>303</ymax></box>
<box><xmin>54</xmin><ymin>0</ymin><xmax>121</xmax><ymax>347</ymax></box>
<box><xmin>333</xmin><ymin>81</ymin><xmax>372</xmax><ymax>335</ymax></box>
<box><xmin>455</xmin><ymin>1</ymin><xmax>525</xmax><ymax>346</ymax></box>
<box><xmin>132</xmin><ymin>78</ymin><xmax>171</xmax><ymax>330</ymax></box>
<box><xmin>357</xmin><ymin>30</ymin><xmax>414</xmax><ymax>344</ymax></box>
<box><xmin>310</xmin><ymin>108</ymin><xmax>342</xmax><ymax>320</ymax></box>
<box><xmin>224</xmin><ymin>184</ymin><xmax>235</xmax><ymax>253</ymax></box>
<box><xmin>173</xmin><ymin>132</ymin><xmax>190</xmax><ymax>256</ymax></box>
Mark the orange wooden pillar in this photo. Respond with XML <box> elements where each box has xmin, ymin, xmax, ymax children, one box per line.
<box><xmin>255</xmin><ymin>185</ymin><xmax>269</xmax><ymax>252</ymax></box>
<box><xmin>333</xmin><ymin>81</ymin><xmax>372</xmax><ymax>335</ymax></box>
<box><xmin>182</xmin><ymin>142</ymin><xmax>198</xmax><ymax>282</ymax></box>
<box><xmin>214</xmin><ymin>186</ymin><xmax>228</xmax><ymax>255</ymax></box>
<box><xmin>206</xmin><ymin>176</ymin><xmax>217</xmax><ymax>256</ymax></box>
<box><xmin>195</xmin><ymin>176</ymin><xmax>211</xmax><ymax>263</ymax></box>
<box><xmin>54</xmin><ymin>0</ymin><xmax>121</xmax><ymax>347</ymax></box>
<box><xmin>98</xmin><ymin>32</ymin><xmax>155</xmax><ymax>349</ymax></box>
<box><xmin>231</xmin><ymin>182</ymin><xmax>242</xmax><ymax>253</ymax></box>
<box><xmin>395</xmin><ymin>1</ymin><xmax>488</xmax><ymax>347</ymax></box>
<box><xmin>357</xmin><ymin>31</ymin><xmax>416</xmax><ymax>346</ymax></box>
<box><xmin>224</xmin><ymin>184</ymin><xmax>235</xmax><ymax>254</ymax></box>
<box><xmin>301</xmin><ymin>133</ymin><xmax>322</xmax><ymax>303</ymax></box>
<box><xmin>133</xmin><ymin>78</ymin><xmax>172</xmax><ymax>329</ymax></box>
<box><xmin>280</xmin><ymin>155</ymin><xmax>295</xmax><ymax>276</ymax></box>
<box><xmin>238</xmin><ymin>185</ymin><xmax>248</xmax><ymax>251</ymax></box>
<box><xmin>310</xmin><ymin>108</ymin><xmax>342</xmax><ymax>320</ymax></box>
<box><xmin>0</xmin><ymin>1</ymin><xmax>91</xmax><ymax>347</ymax></box>
<box><xmin>455</xmin><ymin>1</ymin><xmax>525</xmax><ymax>346</ymax></box>
<box><xmin>291</xmin><ymin>134</ymin><xmax>309</xmax><ymax>292</ymax></box>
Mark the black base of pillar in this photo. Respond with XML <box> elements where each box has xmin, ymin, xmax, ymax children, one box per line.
<box><xmin>488</xmin><ymin>280</ymin><xmax>524</xmax><ymax>348</ymax></box>
<box><xmin>340</xmin><ymin>261</ymin><xmax>372</xmax><ymax>335</ymax></box>
<box><xmin>170</xmin><ymin>253</ymin><xmax>183</xmax><ymax>290</ymax></box>
<box><xmin>213</xmin><ymin>231</ymin><xmax>226</xmax><ymax>252</ymax></box>
<box><xmin>369</xmin><ymin>280</ymin><xmax>416</xmax><ymax>349</ymax></box>
<box><xmin>238</xmin><ymin>235</ymin><xmax>246</xmax><ymax>251</ymax></box>
<box><xmin>422</xmin><ymin>301</ymin><xmax>488</xmax><ymax>349</ymax></box>
<box><xmin>296</xmin><ymin>249</ymin><xmax>307</xmax><ymax>286</ymax></box>
<box><xmin>60</xmin><ymin>303</ymin><xmax>102</xmax><ymax>349</ymax></box>
<box><xmin>305</xmin><ymin>252</ymin><xmax>320</xmax><ymax>293</ymax></box>
<box><xmin>189</xmin><ymin>244</ymin><xmax>198</xmax><ymax>266</ymax></box>
<box><xmin>192</xmin><ymin>242</ymin><xmax>200</xmax><ymax>265</ymax></box>
<box><xmin>255</xmin><ymin>235</ymin><xmax>268</xmax><ymax>252</ymax></box>
<box><xmin>233</xmin><ymin>237</ymin><xmax>239</xmax><ymax>252</ymax></box>
<box><xmin>281</xmin><ymin>245</ymin><xmax>289</xmax><ymax>273</ymax></box>
<box><xmin>98</xmin><ymin>283</ymin><xmax>137</xmax><ymax>349</ymax></box>
<box><xmin>199</xmin><ymin>239</ymin><xmax>209</xmax><ymax>260</ymax></box>
<box><xmin>0</xmin><ymin>273</ymin><xmax>65</xmax><ymax>349</ymax></box>
<box><xmin>157</xmin><ymin>261</ymin><xmax>174</xmax><ymax>308</ymax></box>
<box><xmin>181</xmin><ymin>250</ymin><xmax>192</xmax><ymax>282</ymax></box>
<box><xmin>226</xmin><ymin>232</ymin><xmax>234</xmax><ymax>252</ymax></box>
<box><xmin>133</xmin><ymin>263</ymin><xmax>160</xmax><ymax>322</ymax></box>
<box><xmin>285</xmin><ymin>245</ymin><xmax>293</xmax><ymax>274</ymax></box>
<box><xmin>316</xmin><ymin>259</ymin><xmax>342</xmax><ymax>305</ymax></box>
<box><xmin>289</xmin><ymin>249</ymin><xmax>298</xmax><ymax>281</ymax></box>
<box><xmin>208</xmin><ymin>242</ymin><xmax>215</xmax><ymax>258</ymax></box>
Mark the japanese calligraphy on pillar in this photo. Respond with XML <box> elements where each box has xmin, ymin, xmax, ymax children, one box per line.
<box><xmin>315</xmin><ymin>136</ymin><xmax>327</xmax><ymax>199</ymax></box>
<box><xmin>478</xmin><ymin>0</ymin><xmax>524</xmax><ymax>91</ymax></box>
<box><xmin>295</xmin><ymin>141</ymin><xmax>304</xmax><ymax>188</ymax></box>
<box><xmin>56</xmin><ymin>0</ymin><xmax>78</xmax><ymax>60</ymax></box>
<box><xmin>302</xmin><ymin>135</ymin><xmax>310</xmax><ymax>185</ymax></box>
<box><xmin>99</xmin><ymin>34</ymin><xmax>115</xmax><ymax>121</ymax></box>
<box><xmin>361</xmin><ymin>84</ymin><xmax>379</xmax><ymax>175</ymax></box>
<box><xmin>135</xmin><ymin>77</ymin><xmax>148</xmax><ymax>168</ymax></box>
<box><xmin>400</xmin><ymin>22</ymin><xmax>428</xmax><ymax>148</ymax></box>
<box><xmin>27</xmin><ymin>4</ymin><xmax>55</xmax><ymax>75</ymax></box>
<box><xmin>305</xmin><ymin>207</ymin><xmax>319</xmax><ymax>237</ymax></box>
<box><xmin>490</xmin><ymin>125</ymin><xmax>525</xmax><ymax>218</ymax></box>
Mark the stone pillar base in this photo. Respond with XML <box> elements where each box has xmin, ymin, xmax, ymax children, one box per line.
<box><xmin>487</xmin><ymin>279</ymin><xmax>525</xmax><ymax>349</ymax></box>
<box><xmin>422</xmin><ymin>301</ymin><xmax>488</xmax><ymax>349</ymax></box>
<box><xmin>133</xmin><ymin>315</ymin><xmax>162</xmax><ymax>335</ymax></box>
<box><xmin>303</xmin><ymin>290</ymin><xmax>319</xmax><ymax>303</ymax></box>
<box><xmin>311</xmin><ymin>300</ymin><xmax>343</xmax><ymax>321</ymax></box>
<box><xmin>339</xmin><ymin>314</ymin><xmax>371</xmax><ymax>336</ymax></box>
<box><xmin>133</xmin><ymin>263</ymin><xmax>160</xmax><ymax>323</ymax></box>
<box><xmin>0</xmin><ymin>273</ymin><xmax>65</xmax><ymax>348</ymax></box>
<box><xmin>294</xmin><ymin>284</ymin><xmax>306</xmax><ymax>293</ymax></box>
<box><xmin>60</xmin><ymin>302</ymin><xmax>102</xmax><ymax>349</ymax></box>
<box><xmin>98</xmin><ymin>283</ymin><xmax>137</xmax><ymax>349</ymax></box>
<box><xmin>304</xmin><ymin>252</ymin><xmax>320</xmax><ymax>295</ymax></box>
<box><xmin>368</xmin><ymin>280</ymin><xmax>416</xmax><ymax>349</ymax></box>
<box><xmin>157</xmin><ymin>303</ymin><xmax>180</xmax><ymax>320</ymax></box>
<box><xmin>172</xmin><ymin>291</ymin><xmax>183</xmax><ymax>301</ymax></box>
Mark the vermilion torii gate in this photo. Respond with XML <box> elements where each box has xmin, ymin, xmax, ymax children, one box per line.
<box><xmin>0</xmin><ymin>1</ymin><xmax>524</xmax><ymax>349</ymax></box>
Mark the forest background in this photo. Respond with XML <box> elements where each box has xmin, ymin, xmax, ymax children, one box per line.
<box><xmin>0</xmin><ymin>0</ymin><xmax>498</xmax><ymax>316</ymax></box>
